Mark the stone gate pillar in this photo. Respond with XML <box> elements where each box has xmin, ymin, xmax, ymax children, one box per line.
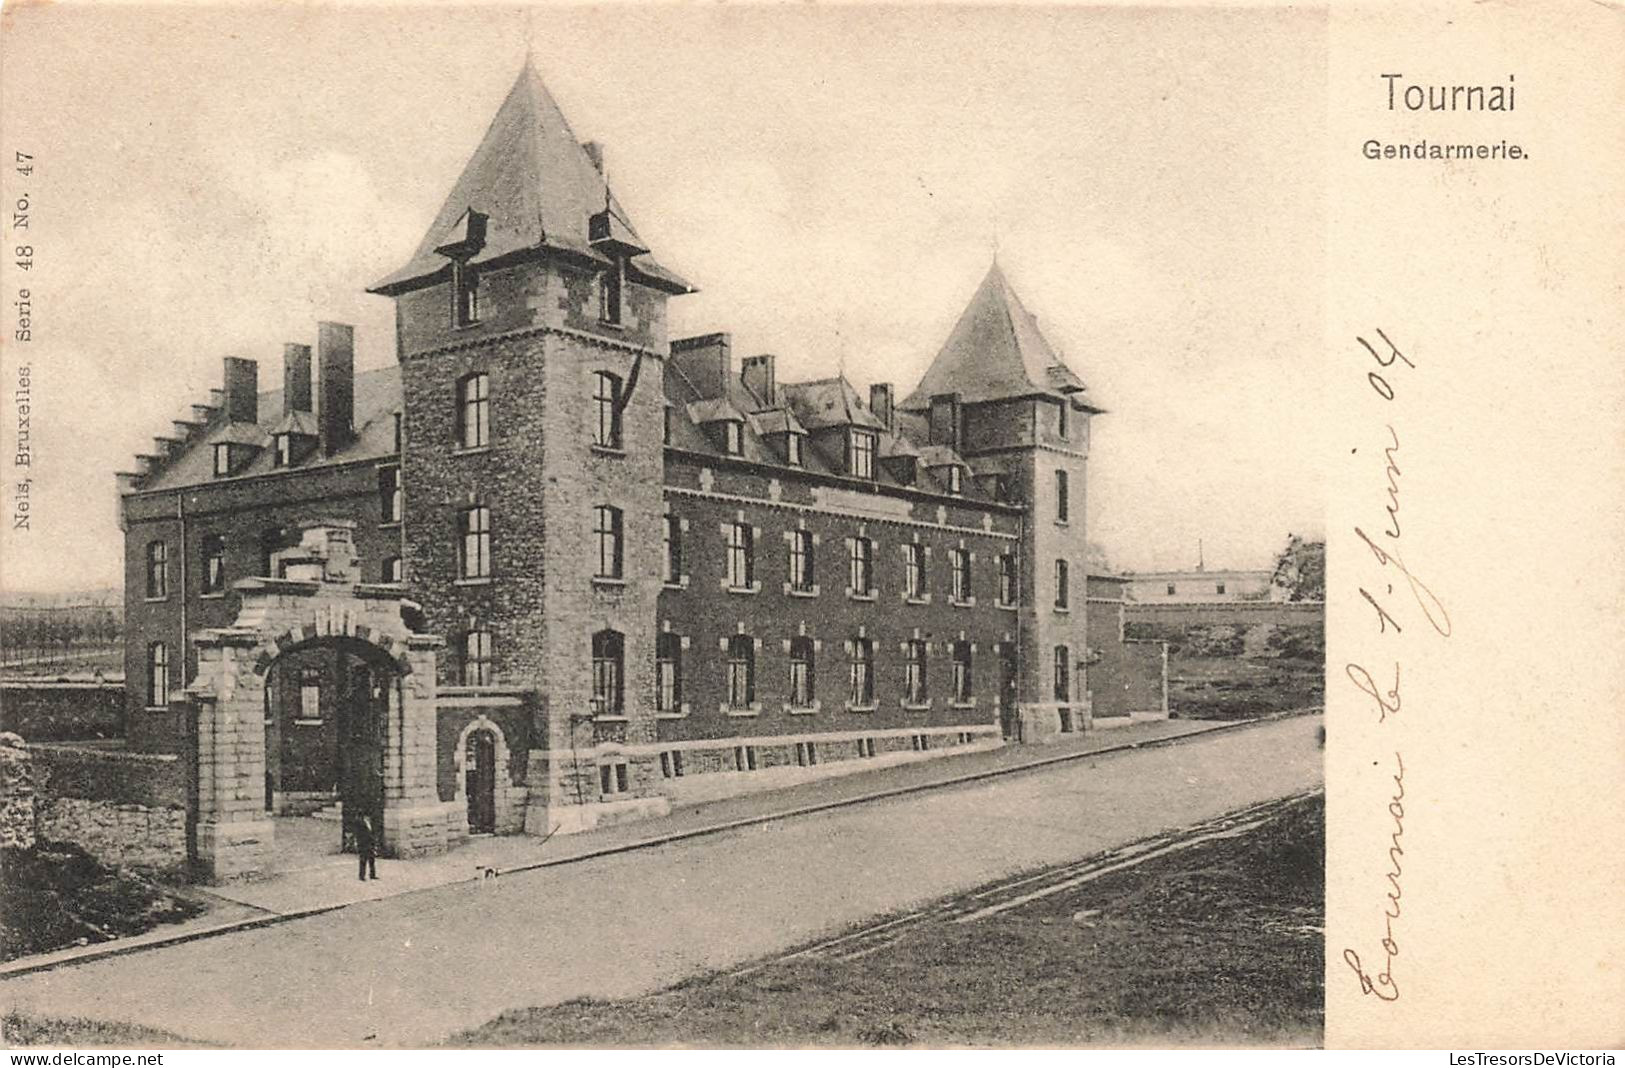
<box><xmin>189</xmin><ymin>628</ymin><xmax>274</xmax><ymax>882</ymax></box>
<box><xmin>380</xmin><ymin>634</ymin><xmax>454</xmax><ymax>857</ymax></box>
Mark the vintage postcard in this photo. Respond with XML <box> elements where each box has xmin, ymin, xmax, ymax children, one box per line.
<box><xmin>0</xmin><ymin>0</ymin><xmax>1618</xmax><ymax>1054</ymax></box>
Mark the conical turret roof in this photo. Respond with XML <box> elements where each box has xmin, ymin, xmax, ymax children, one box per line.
<box><xmin>900</xmin><ymin>262</ymin><xmax>1099</xmax><ymax>411</ymax></box>
<box><xmin>370</xmin><ymin>60</ymin><xmax>690</xmax><ymax>295</ymax></box>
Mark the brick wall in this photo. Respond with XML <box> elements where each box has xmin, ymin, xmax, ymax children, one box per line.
<box><xmin>0</xmin><ymin>679</ymin><xmax>125</xmax><ymax>741</ymax></box>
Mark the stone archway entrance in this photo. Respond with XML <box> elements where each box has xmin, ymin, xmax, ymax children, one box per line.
<box><xmin>183</xmin><ymin>521</ymin><xmax>456</xmax><ymax>882</ymax></box>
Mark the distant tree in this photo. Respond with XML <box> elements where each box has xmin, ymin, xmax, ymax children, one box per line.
<box><xmin>1271</xmin><ymin>534</ymin><xmax>1325</xmax><ymax>602</ymax></box>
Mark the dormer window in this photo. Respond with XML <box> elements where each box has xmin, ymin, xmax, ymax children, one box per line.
<box><xmin>598</xmin><ymin>256</ymin><xmax>623</xmax><ymax>326</ymax></box>
<box><xmin>946</xmin><ymin>466</ymin><xmax>964</xmax><ymax>496</ymax></box>
<box><xmin>848</xmin><ymin>430</ymin><xmax>877</xmax><ymax>479</ymax></box>
<box><xmin>785</xmin><ymin>433</ymin><xmax>804</xmax><ymax>467</ymax></box>
<box><xmin>274</xmin><ymin>434</ymin><xmax>292</xmax><ymax>468</ymax></box>
<box><xmin>213</xmin><ymin>443</ymin><xmax>234</xmax><ymax>477</ymax></box>
<box><xmin>451</xmin><ymin>259</ymin><xmax>479</xmax><ymax>327</ymax></box>
<box><xmin>723</xmin><ymin>421</ymin><xmax>743</xmax><ymax>456</ymax></box>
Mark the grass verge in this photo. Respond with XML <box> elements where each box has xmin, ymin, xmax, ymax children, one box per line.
<box><xmin>452</xmin><ymin>793</ymin><xmax>1325</xmax><ymax>1048</ymax></box>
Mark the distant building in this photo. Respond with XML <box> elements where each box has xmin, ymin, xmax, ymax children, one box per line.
<box><xmin>1124</xmin><ymin>567</ymin><xmax>1283</xmax><ymax>604</ymax></box>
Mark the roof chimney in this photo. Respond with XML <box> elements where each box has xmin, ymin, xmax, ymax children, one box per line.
<box><xmin>581</xmin><ymin>141</ymin><xmax>604</xmax><ymax>173</ymax></box>
<box><xmin>317</xmin><ymin>322</ymin><xmax>354</xmax><ymax>457</ymax></box>
<box><xmin>869</xmin><ymin>383</ymin><xmax>894</xmax><ymax>431</ymax></box>
<box><xmin>222</xmin><ymin>357</ymin><xmax>259</xmax><ymax>425</ymax></box>
<box><xmin>928</xmin><ymin>392</ymin><xmax>961</xmax><ymax>449</ymax></box>
<box><xmin>284</xmin><ymin>343</ymin><xmax>313</xmax><ymax>415</ymax></box>
<box><xmin>669</xmin><ymin>333</ymin><xmax>732</xmax><ymax>400</ymax></box>
<box><xmin>741</xmin><ymin>355</ymin><xmax>777</xmax><ymax>407</ymax></box>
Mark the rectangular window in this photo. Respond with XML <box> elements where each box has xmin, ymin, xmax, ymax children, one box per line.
<box><xmin>998</xmin><ymin>554</ymin><xmax>1017</xmax><ymax>606</ymax></box>
<box><xmin>849</xmin><ymin>537</ymin><xmax>874</xmax><ymax>596</ymax></box>
<box><xmin>721</xmin><ymin>421</ymin><xmax>743</xmax><ymax>455</ymax></box>
<box><xmin>1216</xmin><ymin>582</ymin><xmax>1227</xmax><ymax>595</ymax></box>
<box><xmin>1056</xmin><ymin>470</ymin><xmax>1069</xmax><ymax>523</ymax></box>
<box><xmin>663</xmin><ymin>515</ymin><xmax>683</xmax><ymax>584</ymax></box>
<box><xmin>147</xmin><ymin>643</ymin><xmax>170</xmax><ymax>707</ymax></box>
<box><xmin>786</xmin><ymin>434</ymin><xmax>804</xmax><ymax>467</ymax></box>
<box><xmin>383</xmin><ymin>556</ymin><xmax>403</xmax><ymax>583</ymax></box>
<box><xmin>274</xmin><ymin>434</ymin><xmax>292</xmax><ymax>467</ymax></box>
<box><xmin>593</xmin><ymin>505</ymin><xmax>624</xmax><ymax>579</ymax></box>
<box><xmin>463</xmin><ymin>631</ymin><xmax>494</xmax><ymax>686</ymax></box>
<box><xmin>593</xmin><ymin>631</ymin><xmax>625</xmax><ymax>715</ymax></box>
<box><xmin>726</xmin><ymin>522</ymin><xmax>754</xmax><ymax>588</ymax></box>
<box><xmin>599</xmin><ymin>259</ymin><xmax>623</xmax><ymax>326</ymax></box>
<box><xmin>593</xmin><ymin>372</ymin><xmax>623</xmax><ymax>449</ymax></box>
<box><xmin>394</xmin><ymin>412</ymin><xmax>404</xmax><ymax>453</ymax></box>
<box><xmin>213</xmin><ymin>443</ymin><xmax>231</xmax><ymax>477</ymax></box>
<box><xmin>788</xmin><ymin>637</ymin><xmax>815</xmax><ymax>708</ymax></box>
<box><xmin>201</xmin><ymin>534</ymin><xmax>226</xmax><ymax>595</ymax></box>
<box><xmin>656</xmin><ymin>633</ymin><xmax>682</xmax><ymax>713</ymax></box>
<box><xmin>662</xmin><ymin>405</ymin><xmax>673</xmax><ymax>446</ymax></box>
<box><xmin>856</xmin><ymin>737</ymin><xmax>876</xmax><ymax>759</ymax></box>
<box><xmin>1054</xmin><ymin>646</ymin><xmax>1071</xmax><ymax>702</ymax></box>
<box><xmin>953</xmin><ymin>640</ymin><xmax>973</xmax><ymax>702</ymax></box>
<box><xmin>458</xmin><ymin>506</ymin><xmax>491</xmax><ymax>579</ymax></box>
<box><xmin>299</xmin><ymin>667</ymin><xmax>322</xmax><ymax>719</ymax></box>
<box><xmin>1055</xmin><ymin>559</ymin><xmax>1070</xmax><ymax>609</ymax></box>
<box><xmin>904</xmin><ymin>639</ymin><xmax>928</xmax><ymax>703</ymax></box>
<box><xmin>1167</xmin><ymin>583</ymin><xmax>1177</xmax><ymax>596</ymax></box>
<box><xmin>726</xmin><ymin>635</ymin><xmax>755</xmax><ymax>709</ymax></box>
<box><xmin>659</xmin><ymin>750</ymin><xmax>685</xmax><ymax>779</ymax></box>
<box><xmin>911</xmin><ymin>733</ymin><xmax>931</xmax><ymax>752</ymax></box>
<box><xmin>946</xmin><ymin>466</ymin><xmax>963</xmax><ymax>495</ymax></box>
<box><xmin>458</xmin><ymin>373</ymin><xmax>490</xmax><ymax>450</ymax></box>
<box><xmin>788</xmin><ymin>530</ymin><xmax>815</xmax><ymax>592</ymax></box>
<box><xmin>379</xmin><ymin>466</ymin><xmax>402</xmax><ymax>523</ymax></box>
<box><xmin>733</xmin><ymin>745</ymin><xmax>758</xmax><ymax>772</ymax></box>
<box><xmin>904</xmin><ymin>543</ymin><xmax>925</xmax><ymax>599</ymax></box>
<box><xmin>848</xmin><ymin>430</ymin><xmax>876</xmax><ymax>479</ymax></box>
<box><xmin>599</xmin><ymin>762</ymin><xmax>629</xmax><ymax>796</ymax></box>
<box><xmin>950</xmin><ymin>548</ymin><xmax>971</xmax><ymax>602</ymax></box>
<box><xmin>848</xmin><ymin>637</ymin><xmax>874</xmax><ymax>706</ymax></box>
<box><xmin>1058</xmin><ymin>400</ymin><xmax>1070</xmax><ymax>440</ymax></box>
<box><xmin>145</xmin><ymin>541</ymin><xmax>168</xmax><ymax>600</ymax></box>
<box><xmin>795</xmin><ymin>741</ymin><xmax>819</xmax><ymax>767</ymax></box>
<box><xmin>452</xmin><ymin>261</ymin><xmax>479</xmax><ymax>326</ymax></box>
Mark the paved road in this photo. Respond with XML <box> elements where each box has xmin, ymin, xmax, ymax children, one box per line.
<box><xmin>2</xmin><ymin>715</ymin><xmax>1322</xmax><ymax>1048</ymax></box>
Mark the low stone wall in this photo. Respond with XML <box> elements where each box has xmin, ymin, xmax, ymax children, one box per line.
<box><xmin>27</xmin><ymin>742</ymin><xmax>188</xmax><ymax>874</ymax></box>
<box><xmin>0</xmin><ymin>678</ymin><xmax>126</xmax><ymax>741</ymax></box>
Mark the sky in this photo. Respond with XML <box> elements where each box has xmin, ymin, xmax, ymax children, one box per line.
<box><xmin>0</xmin><ymin>4</ymin><xmax>1326</xmax><ymax>595</ymax></box>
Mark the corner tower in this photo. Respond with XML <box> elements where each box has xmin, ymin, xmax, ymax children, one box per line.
<box><xmin>901</xmin><ymin>262</ymin><xmax>1104</xmax><ymax>740</ymax></box>
<box><xmin>368</xmin><ymin>61</ymin><xmax>694</xmax><ymax>833</ymax></box>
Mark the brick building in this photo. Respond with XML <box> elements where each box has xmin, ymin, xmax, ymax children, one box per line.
<box><xmin>116</xmin><ymin>62</ymin><xmax>1165</xmax><ymax>858</ymax></box>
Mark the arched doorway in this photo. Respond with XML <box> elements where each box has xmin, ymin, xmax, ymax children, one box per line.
<box><xmin>465</xmin><ymin>729</ymin><xmax>497</xmax><ymax>835</ymax></box>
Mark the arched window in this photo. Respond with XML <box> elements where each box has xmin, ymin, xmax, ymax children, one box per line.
<box><xmin>462</xmin><ymin>630</ymin><xmax>494</xmax><ymax>686</ymax></box>
<box><xmin>593</xmin><ymin>505</ymin><xmax>623</xmax><ymax>579</ymax></box>
<box><xmin>656</xmin><ymin>633</ymin><xmax>683</xmax><ymax>712</ymax></box>
<box><xmin>1053</xmin><ymin>646</ymin><xmax>1071</xmax><ymax>702</ymax></box>
<box><xmin>592</xmin><ymin>629</ymin><xmax>624</xmax><ymax>716</ymax></box>
<box><xmin>147</xmin><ymin>642</ymin><xmax>169</xmax><ymax>707</ymax></box>
<box><xmin>592</xmin><ymin>371</ymin><xmax>623</xmax><ymax>449</ymax></box>
<box><xmin>457</xmin><ymin>373</ymin><xmax>490</xmax><ymax>449</ymax></box>
<box><xmin>379</xmin><ymin>465</ymin><xmax>402</xmax><ymax>524</ymax></box>
<box><xmin>458</xmin><ymin>506</ymin><xmax>491</xmax><ymax>579</ymax></box>
<box><xmin>725</xmin><ymin>635</ymin><xmax>755</xmax><ymax>709</ymax></box>
<box><xmin>788</xmin><ymin>636</ymin><xmax>815</xmax><ymax>708</ymax></box>
<box><xmin>145</xmin><ymin>541</ymin><xmax>168</xmax><ymax>600</ymax></box>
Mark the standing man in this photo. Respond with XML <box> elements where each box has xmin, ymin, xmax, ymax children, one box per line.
<box><xmin>356</xmin><ymin>810</ymin><xmax>379</xmax><ymax>882</ymax></box>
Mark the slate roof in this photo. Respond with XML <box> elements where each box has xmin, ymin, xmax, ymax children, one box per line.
<box><xmin>137</xmin><ymin>366</ymin><xmax>402</xmax><ymax>492</ymax></box>
<box><xmin>901</xmin><ymin>261</ymin><xmax>1102</xmax><ymax>412</ymax></box>
<box><xmin>369</xmin><ymin>61</ymin><xmax>691</xmax><ymax>296</ymax></box>
<box><xmin>782</xmin><ymin>378</ymin><xmax>888</xmax><ymax>432</ymax></box>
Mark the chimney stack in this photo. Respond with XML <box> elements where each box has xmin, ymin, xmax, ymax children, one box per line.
<box><xmin>741</xmin><ymin>355</ymin><xmax>777</xmax><ymax>407</ymax></box>
<box><xmin>318</xmin><ymin>322</ymin><xmax>355</xmax><ymax>456</ymax></box>
<box><xmin>582</xmin><ymin>141</ymin><xmax>604</xmax><ymax>173</ymax></box>
<box><xmin>284</xmin><ymin>343</ymin><xmax>313</xmax><ymax>415</ymax></box>
<box><xmin>928</xmin><ymin>392</ymin><xmax>961</xmax><ymax>449</ymax></box>
<box><xmin>669</xmin><ymin>333</ymin><xmax>732</xmax><ymax>400</ymax></box>
<box><xmin>223</xmin><ymin>357</ymin><xmax>259</xmax><ymax>425</ymax></box>
<box><xmin>869</xmin><ymin>383</ymin><xmax>894</xmax><ymax>430</ymax></box>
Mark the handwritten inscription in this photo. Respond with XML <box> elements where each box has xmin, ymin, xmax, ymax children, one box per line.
<box><xmin>1343</xmin><ymin>751</ymin><xmax>1406</xmax><ymax>1002</ymax></box>
<box><xmin>1341</xmin><ymin>329</ymin><xmax>1449</xmax><ymax>1005</ymax></box>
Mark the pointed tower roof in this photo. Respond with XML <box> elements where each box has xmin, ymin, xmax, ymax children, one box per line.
<box><xmin>900</xmin><ymin>262</ymin><xmax>1101</xmax><ymax>411</ymax></box>
<box><xmin>369</xmin><ymin>61</ymin><xmax>691</xmax><ymax>296</ymax></box>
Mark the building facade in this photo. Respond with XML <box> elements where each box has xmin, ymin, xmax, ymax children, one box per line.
<box><xmin>1123</xmin><ymin>567</ymin><xmax>1285</xmax><ymax>604</ymax></box>
<box><xmin>116</xmin><ymin>62</ymin><xmax>1165</xmax><ymax>851</ymax></box>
